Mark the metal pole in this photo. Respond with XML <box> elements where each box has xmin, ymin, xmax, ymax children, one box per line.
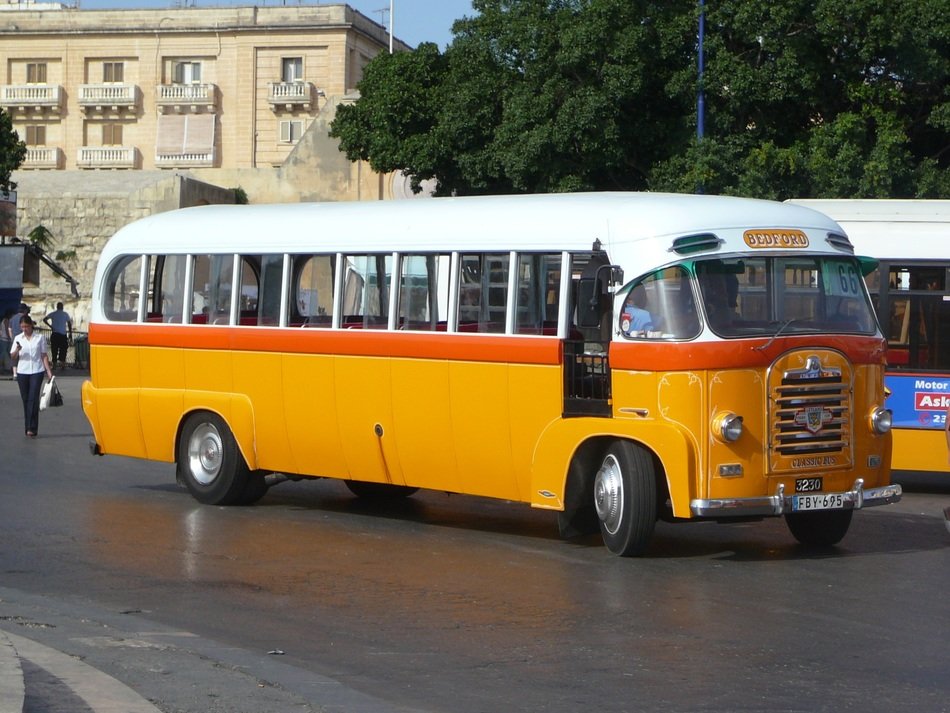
<box><xmin>389</xmin><ymin>0</ymin><xmax>394</xmax><ymax>53</ymax></box>
<box><xmin>697</xmin><ymin>0</ymin><xmax>705</xmax><ymax>141</ymax></box>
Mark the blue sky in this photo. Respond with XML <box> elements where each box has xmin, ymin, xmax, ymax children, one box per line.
<box><xmin>75</xmin><ymin>1</ymin><xmax>476</xmax><ymax>49</ymax></box>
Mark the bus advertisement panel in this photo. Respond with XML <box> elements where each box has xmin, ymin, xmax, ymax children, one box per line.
<box><xmin>887</xmin><ymin>374</ymin><xmax>950</xmax><ymax>430</ymax></box>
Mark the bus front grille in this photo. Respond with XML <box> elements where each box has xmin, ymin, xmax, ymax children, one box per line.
<box><xmin>769</xmin><ymin>352</ymin><xmax>853</xmax><ymax>472</ymax></box>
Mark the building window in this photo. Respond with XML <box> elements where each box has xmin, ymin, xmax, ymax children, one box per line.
<box><xmin>103</xmin><ymin>62</ymin><xmax>124</xmax><ymax>83</ymax></box>
<box><xmin>279</xmin><ymin>119</ymin><xmax>303</xmax><ymax>143</ymax></box>
<box><xmin>26</xmin><ymin>63</ymin><xmax>47</xmax><ymax>84</ymax></box>
<box><xmin>173</xmin><ymin>61</ymin><xmax>201</xmax><ymax>84</ymax></box>
<box><xmin>102</xmin><ymin>123</ymin><xmax>123</xmax><ymax>146</ymax></box>
<box><xmin>25</xmin><ymin>125</ymin><xmax>46</xmax><ymax>146</ymax></box>
<box><xmin>281</xmin><ymin>57</ymin><xmax>303</xmax><ymax>83</ymax></box>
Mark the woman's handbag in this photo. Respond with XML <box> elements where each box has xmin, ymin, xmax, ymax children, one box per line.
<box><xmin>40</xmin><ymin>376</ymin><xmax>63</xmax><ymax>410</ymax></box>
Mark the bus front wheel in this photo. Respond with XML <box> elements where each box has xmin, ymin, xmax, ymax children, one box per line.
<box><xmin>785</xmin><ymin>509</ymin><xmax>853</xmax><ymax>547</ymax></box>
<box><xmin>593</xmin><ymin>441</ymin><xmax>657</xmax><ymax>556</ymax></box>
<box><xmin>178</xmin><ymin>412</ymin><xmax>255</xmax><ymax>506</ymax></box>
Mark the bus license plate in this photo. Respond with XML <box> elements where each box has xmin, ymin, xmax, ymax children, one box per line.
<box><xmin>792</xmin><ymin>493</ymin><xmax>845</xmax><ymax>511</ymax></box>
<box><xmin>795</xmin><ymin>477</ymin><xmax>823</xmax><ymax>492</ymax></box>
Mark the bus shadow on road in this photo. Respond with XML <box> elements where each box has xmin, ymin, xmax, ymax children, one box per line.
<box><xmin>642</xmin><ymin>510</ymin><xmax>949</xmax><ymax>561</ymax></box>
<box><xmin>137</xmin><ymin>477</ymin><xmax>948</xmax><ymax>561</ymax></box>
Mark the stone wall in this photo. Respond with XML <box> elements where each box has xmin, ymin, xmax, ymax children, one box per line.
<box><xmin>12</xmin><ymin>172</ymin><xmax>234</xmax><ymax>329</ymax></box>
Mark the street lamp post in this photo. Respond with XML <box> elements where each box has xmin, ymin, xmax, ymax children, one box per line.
<box><xmin>697</xmin><ymin>0</ymin><xmax>705</xmax><ymax>142</ymax></box>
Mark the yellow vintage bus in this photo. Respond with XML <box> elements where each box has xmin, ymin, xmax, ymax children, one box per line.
<box><xmin>82</xmin><ymin>192</ymin><xmax>901</xmax><ymax>556</ymax></box>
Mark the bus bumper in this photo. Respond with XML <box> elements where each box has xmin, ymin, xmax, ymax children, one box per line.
<box><xmin>690</xmin><ymin>479</ymin><xmax>902</xmax><ymax>518</ymax></box>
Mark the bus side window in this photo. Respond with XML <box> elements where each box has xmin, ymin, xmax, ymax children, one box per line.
<box><xmin>292</xmin><ymin>254</ymin><xmax>334</xmax><ymax>327</ymax></box>
<box><xmin>619</xmin><ymin>266</ymin><xmax>699</xmax><ymax>340</ymax></box>
<box><xmin>236</xmin><ymin>256</ymin><xmax>260</xmax><ymax>326</ymax></box>
<box><xmin>343</xmin><ymin>254</ymin><xmax>392</xmax><ymax>329</ymax></box>
<box><xmin>516</xmin><ymin>253</ymin><xmax>561</xmax><ymax>335</ymax></box>
<box><xmin>103</xmin><ymin>255</ymin><xmax>142</xmax><ymax>322</ymax></box>
<box><xmin>257</xmin><ymin>254</ymin><xmax>284</xmax><ymax>326</ymax></box>
<box><xmin>398</xmin><ymin>254</ymin><xmax>449</xmax><ymax>331</ymax></box>
<box><xmin>191</xmin><ymin>254</ymin><xmax>233</xmax><ymax>325</ymax></box>
<box><xmin>458</xmin><ymin>253</ymin><xmax>508</xmax><ymax>333</ymax></box>
<box><xmin>153</xmin><ymin>254</ymin><xmax>187</xmax><ymax>324</ymax></box>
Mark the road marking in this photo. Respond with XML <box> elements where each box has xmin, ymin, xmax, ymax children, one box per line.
<box><xmin>3</xmin><ymin>631</ymin><xmax>161</xmax><ymax>713</ymax></box>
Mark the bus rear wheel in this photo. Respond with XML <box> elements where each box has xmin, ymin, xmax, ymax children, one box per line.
<box><xmin>178</xmin><ymin>412</ymin><xmax>255</xmax><ymax>506</ymax></box>
<box><xmin>593</xmin><ymin>441</ymin><xmax>657</xmax><ymax>556</ymax></box>
<box><xmin>785</xmin><ymin>509</ymin><xmax>853</xmax><ymax>547</ymax></box>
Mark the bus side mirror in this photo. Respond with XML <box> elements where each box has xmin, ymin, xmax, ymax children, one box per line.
<box><xmin>577</xmin><ymin>278</ymin><xmax>602</xmax><ymax>327</ymax></box>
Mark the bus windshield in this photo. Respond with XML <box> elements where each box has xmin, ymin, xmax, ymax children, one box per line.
<box><xmin>619</xmin><ymin>255</ymin><xmax>878</xmax><ymax>340</ymax></box>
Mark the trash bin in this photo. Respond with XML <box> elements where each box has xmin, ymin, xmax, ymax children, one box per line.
<box><xmin>72</xmin><ymin>334</ymin><xmax>89</xmax><ymax>369</ymax></box>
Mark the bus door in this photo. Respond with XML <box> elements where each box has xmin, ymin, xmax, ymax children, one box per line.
<box><xmin>564</xmin><ymin>251</ymin><xmax>619</xmax><ymax>417</ymax></box>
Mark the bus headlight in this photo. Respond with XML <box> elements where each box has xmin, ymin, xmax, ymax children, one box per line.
<box><xmin>713</xmin><ymin>412</ymin><xmax>744</xmax><ymax>443</ymax></box>
<box><xmin>869</xmin><ymin>406</ymin><xmax>892</xmax><ymax>435</ymax></box>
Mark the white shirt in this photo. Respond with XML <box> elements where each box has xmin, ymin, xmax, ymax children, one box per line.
<box><xmin>11</xmin><ymin>332</ymin><xmax>49</xmax><ymax>375</ymax></box>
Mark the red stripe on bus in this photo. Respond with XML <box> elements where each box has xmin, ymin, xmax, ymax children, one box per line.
<box><xmin>88</xmin><ymin>323</ymin><xmax>563</xmax><ymax>365</ymax></box>
<box><xmin>609</xmin><ymin>335</ymin><xmax>888</xmax><ymax>370</ymax></box>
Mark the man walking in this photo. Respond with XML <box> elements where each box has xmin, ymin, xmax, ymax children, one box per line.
<box><xmin>43</xmin><ymin>301</ymin><xmax>73</xmax><ymax>369</ymax></box>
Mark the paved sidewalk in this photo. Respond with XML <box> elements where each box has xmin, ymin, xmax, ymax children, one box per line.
<box><xmin>1</xmin><ymin>630</ymin><xmax>162</xmax><ymax>713</ymax></box>
<box><xmin>0</xmin><ymin>629</ymin><xmax>24</xmax><ymax>713</ymax></box>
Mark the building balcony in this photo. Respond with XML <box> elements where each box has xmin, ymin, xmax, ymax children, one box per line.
<box><xmin>0</xmin><ymin>84</ymin><xmax>64</xmax><ymax>114</ymax></box>
<box><xmin>22</xmin><ymin>146</ymin><xmax>64</xmax><ymax>169</ymax></box>
<box><xmin>267</xmin><ymin>81</ymin><xmax>316</xmax><ymax>111</ymax></box>
<box><xmin>78</xmin><ymin>83</ymin><xmax>139</xmax><ymax>113</ymax></box>
<box><xmin>77</xmin><ymin>146</ymin><xmax>138</xmax><ymax>169</ymax></box>
<box><xmin>155</xmin><ymin>150</ymin><xmax>215</xmax><ymax>168</ymax></box>
<box><xmin>156</xmin><ymin>83</ymin><xmax>216</xmax><ymax>113</ymax></box>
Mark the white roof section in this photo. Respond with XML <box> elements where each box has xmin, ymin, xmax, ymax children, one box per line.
<box><xmin>100</xmin><ymin>191</ymin><xmax>846</xmax><ymax>260</ymax></box>
<box><xmin>788</xmin><ymin>199</ymin><xmax>950</xmax><ymax>261</ymax></box>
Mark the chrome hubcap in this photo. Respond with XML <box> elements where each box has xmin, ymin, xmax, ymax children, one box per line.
<box><xmin>188</xmin><ymin>423</ymin><xmax>223</xmax><ymax>486</ymax></box>
<box><xmin>594</xmin><ymin>454</ymin><xmax>624</xmax><ymax>535</ymax></box>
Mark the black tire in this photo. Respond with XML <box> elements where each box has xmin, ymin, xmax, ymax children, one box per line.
<box><xmin>238</xmin><ymin>473</ymin><xmax>269</xmax><ymax>505</ymax></box>
<box><xmin>593</xmin><ymin>441</ymin><xmax>657</xmax><ymax>556</ymax></box>
<box><xmin>344</xmin><ymin>480</ymin><xmax>418</xmax><ymax>499</ymax></box>
<box><xmin>785</xmin><ymin>509</ymin><xmax>853</xmax><ymax>547</ymax></box>
<box><xmin>178</xmin><ymin>411</ymin><xmax>253</xmax><ymax>505</ymax></box>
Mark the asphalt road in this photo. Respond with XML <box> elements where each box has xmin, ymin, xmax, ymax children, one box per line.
<box><xmin>1</xmin><ymin>373</ymin><xmax>948</xmax><ymax>713</ymax></box>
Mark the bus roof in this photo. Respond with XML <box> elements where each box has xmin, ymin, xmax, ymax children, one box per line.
<box><xmin>99</xmin><ymin>192</ymin><xmax>849</xmax><ymax>269</ymax></box>
<box><xmin>788</xmin><ymin>199</ymin><xmax>950</xmax><ymax>261</ymax></box>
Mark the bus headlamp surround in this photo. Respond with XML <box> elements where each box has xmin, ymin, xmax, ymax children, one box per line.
<box><xmin>869</xmin><ymin>406</ymin><xmax>892</xmax><ymax>435</ymax></box>
<box><xmin>713</xmin><ymin>412</ymin><xmax>744</xmax><ymax>443</ymax></box>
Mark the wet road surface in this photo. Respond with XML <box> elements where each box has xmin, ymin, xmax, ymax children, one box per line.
<box><xmin>1</xmin><ymin>374</ymin><xmax>948</xmax><ymax>712</ymax></box>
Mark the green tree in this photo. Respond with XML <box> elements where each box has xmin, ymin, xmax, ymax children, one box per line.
<box><xmin>331</xmin><ymin>0</ymin><xmax>949</xmax><ymax>199</ymax></box>
<box><xmin>654</xmin><ymin>0</ymin><xmax>950</xmax><ymax>197</ymax></box>
<box><xmin>0</xmin><ymin>108</ymin><xmax>27</xmax><ymax>192</ymax></box>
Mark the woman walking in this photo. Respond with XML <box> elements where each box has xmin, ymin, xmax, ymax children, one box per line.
<box><xmin>10</xmin><ymin>315</ymin><xmax>53</xmax><ymax>437</ymax></box>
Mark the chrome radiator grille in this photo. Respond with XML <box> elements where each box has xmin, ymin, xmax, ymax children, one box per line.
<box><xmin>770</xmin><ymin>354</ymin><xmax>852</xmax><ymax>470</ymax></box>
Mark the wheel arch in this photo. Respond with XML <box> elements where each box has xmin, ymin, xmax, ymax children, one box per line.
<box><xmin>531</xmin><ymin>419</ymin><xmax>697</xmax><ymax>519</ymax></box>
<box><xmin>175</xmin><ymin>392</ymin><xmax>258</xmax><ymax>471</ymax></box>
<box><xmin>556</xmin><ymin>435</ymin><xmax>671</xmax><ymax>538</ymax></box>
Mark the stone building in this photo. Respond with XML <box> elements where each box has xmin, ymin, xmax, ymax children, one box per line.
<box><xmin>0</xmin><ymin>1</ymin><xmax>404</xmax><ymax>177</ymax></box>
<box><xmin>1</xmin><ymin>1</ymin><xmax>426</xmax><ymax>329</ymax></box>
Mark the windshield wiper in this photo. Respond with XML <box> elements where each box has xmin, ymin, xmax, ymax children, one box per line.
<box><xmin>754</xmin><ymin>318</ymin><xmax>806</xmax><ymax>352</ymax></box>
